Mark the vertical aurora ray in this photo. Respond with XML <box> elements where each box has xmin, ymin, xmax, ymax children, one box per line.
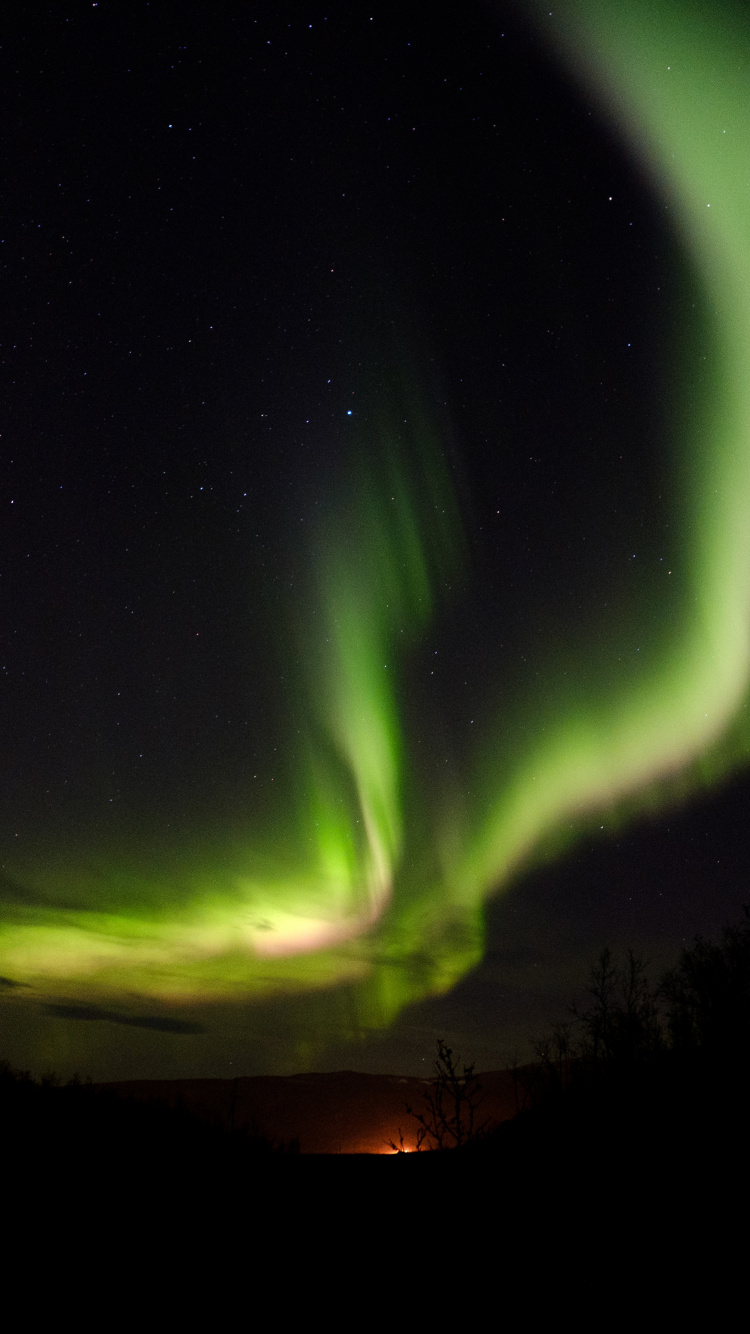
<box><xmin>262</xmin><ymin>394</ymin><xmax>463</xmax><ymax>959</ymax></box>
<box><xmin>2</xmin><ymin>0</ymin><xmax>750</xmax><ymax>1036</ymax></box>
<box><xmin>0</xmin><ymin>391</ymin><xmax>465</xmax><ymax>1002</ymax></box>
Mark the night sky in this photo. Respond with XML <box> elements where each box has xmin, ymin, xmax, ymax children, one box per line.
<box><xmin>2</xmin><ymin>0</ymin><xmax>750</xmax><ymax>1081</ymax></box>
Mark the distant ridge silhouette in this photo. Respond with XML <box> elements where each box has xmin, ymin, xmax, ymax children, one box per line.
<box><xmin>97</xmin><ymin>1068</ymin><xmax>519</xmax><ymax>1154</ymax></box>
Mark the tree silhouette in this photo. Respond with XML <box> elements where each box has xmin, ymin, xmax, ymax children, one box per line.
<box><xmin>573</xmin><ymin>947</ymin><xmax>662</xmax><ymax>1066</ymax></box>
<box><xmin>661</xmin><ymin>906</ymin><xmax>750</xmax><ymax>1058</ymax></box>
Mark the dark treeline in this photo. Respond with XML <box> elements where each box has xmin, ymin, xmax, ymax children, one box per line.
<box><xmin>0</xmin><ymin>1062</ymin><xmax>299</xmax><ymax>1197</ymax></box>
<box><xmin>384</xmin><ymin>906</ymin><xmax>750</xmax><ymax>1191</ymax></box>
<box><xmin>470</xmin><ymin>907</ymin><xmax>750</xmax><ymax>1174</ymax></box>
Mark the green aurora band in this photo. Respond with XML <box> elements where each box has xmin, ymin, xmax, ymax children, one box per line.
<box><xmin>3</xmin><ymin>0</ymin><xmax>750</xmax><ymax>1034</ymax></box>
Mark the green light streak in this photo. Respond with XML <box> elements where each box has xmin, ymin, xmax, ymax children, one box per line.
<box><xmin>457</xmin><ymin>0</ymin><xmax>750</xmax><ymax>896</ymax></box>
<box><xmin>2</xmin><ymin>1</ymin><xmax>750</xmax><ymax>1039</ymax></box>
<box><xmin>355</xmin><ymin>0</ymin><xmax>750</xmax><ymax>1030</ymax></box>
<box><xmin>0</xmin><ymin>394</ymin><xmax>464</xmax><ymax>1005</ymax></box>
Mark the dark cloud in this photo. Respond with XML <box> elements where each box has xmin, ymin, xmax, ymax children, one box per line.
<box><xmin>44</xmin><ymin>1004</ymin><xmax>202</xmax><ymax>1035</ymax></box>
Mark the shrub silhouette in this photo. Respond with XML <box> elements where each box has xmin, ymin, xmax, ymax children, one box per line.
<box><xmin>391</xmin><ymin>1039</ymin><xmax>487</xmax><ymax>1151</ymax></box>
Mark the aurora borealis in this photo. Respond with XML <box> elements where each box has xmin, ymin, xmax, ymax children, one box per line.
<box><xmin>3</xmin><ymin>0</ymin><xmax>750</xmax><ymax>1077</ymax></box>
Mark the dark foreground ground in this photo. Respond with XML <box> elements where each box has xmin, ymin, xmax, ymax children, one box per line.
<box><xmin>3</xmin><ymin>1061</ymin><xmax>748</xmax><ymax>1308</ymax></box>
<box><xmin>3</xmin><ymin>1053</ymin><xmax>747</xmax><ymax>1215</ymax></box>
